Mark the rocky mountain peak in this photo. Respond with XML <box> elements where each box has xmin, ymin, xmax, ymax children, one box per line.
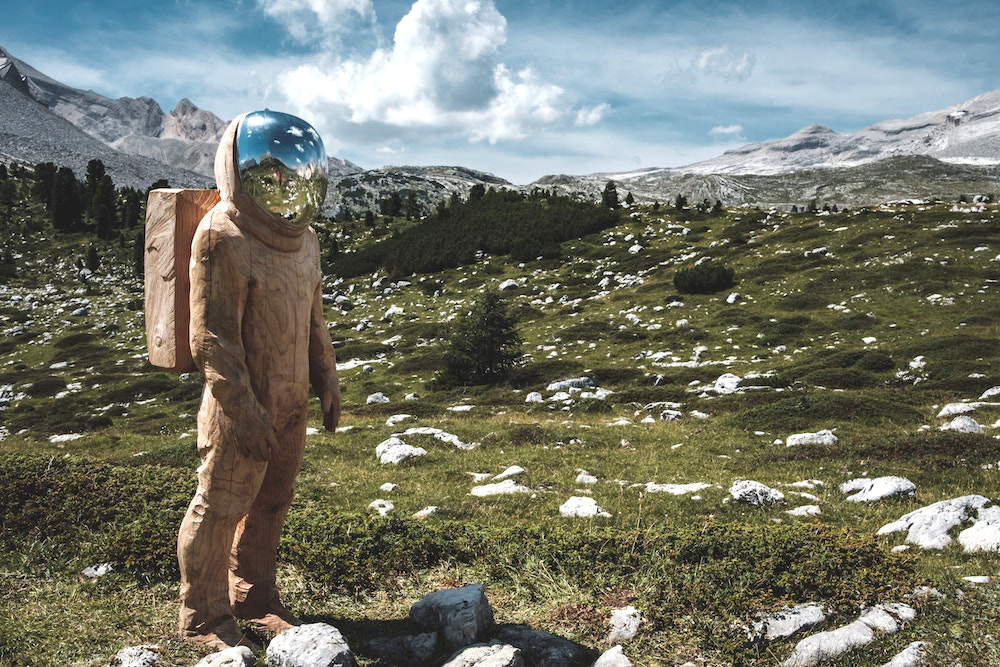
<box><xmin>162</xmin><ymin>98</ymin><xmax>226</xmax><ymax>143</ymax></box>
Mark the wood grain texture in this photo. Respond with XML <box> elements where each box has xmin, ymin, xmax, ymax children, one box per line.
<box><xmin>144</xmin><ymin>188</ymin><xmax>220</xmax><ymax>372</ymax></box>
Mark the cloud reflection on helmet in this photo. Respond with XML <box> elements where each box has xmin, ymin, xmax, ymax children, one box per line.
<box><xmin>236</xmin><ymin>110</ymin><xmax>328</xmax><ymax>227</ymax></box>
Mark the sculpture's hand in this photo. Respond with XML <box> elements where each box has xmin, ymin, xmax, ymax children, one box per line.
<box><xmin>234</xmin><ymin>407</ymin><xmax>278</xmax><ymax>461</ymax></box>
<box><xmin>318</xmin><ymin>370</ymin><xmax>341</xmax><ymax>432</ymax></box>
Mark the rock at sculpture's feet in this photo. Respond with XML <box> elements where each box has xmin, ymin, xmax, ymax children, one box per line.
<box><xmin>194</xmin><ymin>646</ymin><xmax>255</xmax><ymax>667</ymax></box>
<box><xmin>265</xmin><ymin>623</ymin><xmax>355</xmax><ymax>667</ymax></box>
<box><xmin>109</xmin><ymin>645</ymin><xmax>161</xmax><ymax>667</ymax></box>
<box><xmin>363</xmin><ymin>632</ymin><xmax>439</xmax><ymax>667</ymax></box>
<box><xmin>494</xmin><ymin>625</ymin><xmax>599</xmax><ymax>666</ymax></box>
<box><xmin>440</xmin><ymin>641</ymin><xmax>523</xmax><ymax>667</ymax></box>
<box><xmin>410</xmin><ymin>584</ymin><xmax>494</xmax><ymax>652</ymax></box>
<box><xmin>593</xmin><ymin>646</ymin><xmax>633</xmax><ymax>667</ymax></box>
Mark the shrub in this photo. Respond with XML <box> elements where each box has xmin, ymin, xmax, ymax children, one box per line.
<box><xmin>438</xmin><ymin>288</ymin><xmax>523</xmax><ymax>386</ymax></box>
<box><xmin>673</xmin><ymin>262</ymin><xmax>736</xmax><ymax>294</ymax></box>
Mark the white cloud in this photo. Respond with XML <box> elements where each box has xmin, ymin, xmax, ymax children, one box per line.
<box><xmin>692</xmin><ymin>46</ymin><xmax>755</xmax><ymax>81</ymax></box>
<box><xmin>271</xmin><ymin>0</ymin><xmax>582</xmax><ymax>147</ymax></box>
<box><xmin>255</xmin><ymin>0</ymin><xmax>376</xmax><ymax>43</ymax></box>
<box><xmin>575</xmin><ymin>103</ymin><xmax>611</xmax><ymax>127</ymax></box>
<box><xmin>708</xmin><ymin>124</ymin><xmax>745</xmax><ymax>139</ymax></box>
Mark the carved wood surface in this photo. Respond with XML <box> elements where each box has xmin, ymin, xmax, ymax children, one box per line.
<box><xmin>144</xmin><ymin>188</ymin><xmax>220</xmax><ymax>372</ymax></box>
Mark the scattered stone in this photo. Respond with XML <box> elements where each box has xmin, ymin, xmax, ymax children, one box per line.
<box><xmin>593</xmin><ymin>646</ymin><xmax>632</xmax><ymax>667</ymax></box>
<box><xmin>749</xmin><ymin>603</ymin><xmax>826</xmax><ymax>642</ymax></box>
<box><xmin>265</xmin><ymin>623</ymin><xmax>354</xmax><ymax>667</ymax></box>
<box><xmin>878</xmin><ymin>495</ymin><xmax>992</xmax><ymax>549</ymax></box>
<box><xmin>363</xmin><ymin>633</ymin><xmax>438</xmax><ymax>667</ymax></box>
<box><xmin>412</xmin><ymin>506</ymin><xmax>438</xmax><ymax>520</ymax></box>
<box><xmin>525</xmin><ymin>392</ymin><xmax>544</xmax><ymax>403</ymax></box>
<box><xmin>559</xmin><ymin>496</ymin><xmax>611</xmax><ymax>518</ymax></box>
<box><xmin>575</xmin><ymin>469</ymin><xmax>598</xmax><ymax>485</ymax></box>
<box><xmin>386</xmin><ymin>414</ymin><xmax>416</xmax><ymax>426</ymax></box>
<box><xmin>962</xmin><ymin>575</ymin><xmax>992</xmax><ymax>585</ymax></box>
<box><xmin>110</xmin><ymin>646</ymin><xmax>161</xmax><ymax>667</ymax></box>
<box><xmin>957</xmin><ymin>505</ymin><xmax>1000</xmax><ymax>552</ymax></box>
<box><xmin>729</xmin><ymin>480</ymin><xmax>785</xmax><ymax>505</ymax></box>
<box><xmin>785</xmin><ymin>430</ymin><xmax>838</xmax><ymax>447</ymax></box>
<box><xmin>493</xmin><ymin>465</ymin><xmax>526</xmax><ymax>480</ymax></box>
<box><xmin>643</xmin><ymin>482</ymin><xmax>711</xmax><ymax>495</ymax></box>
<box><xmin>194</xmin><ymin>646</ymin><xmax>255</xmax><ymax>667</ymax></box>
<box><xmin>939</xmin><ymin>415</ymin><xmax>984</xmax><ymax>433</ymax></box>
<box><xmin>498</xmin><ymin>279</ymin><xmax>520</xmax><ymax>291</ymax></box>
<box><xmin>787</xmin><ymin>505</ymin><xmax>821</xmax><ymax>517</ymax></box>
<box><xmin>546</xmin><ymin>377</ymin><xmax>595</xmax><ymax>392</ymax></box>
<box><xmin>368</xmin><ymin>499</ymin><xmax>394</xmax><ymax>515</ymax></box>
<box><xmin>376</xmin><ymin>437</ymin><xmax>428</xmax><ymax>465</ymax></box>
<box><xmin>494</xmin><ymin>625</ymin><xmax>598</xmax><ymax>667</ymax></box>
<box><xmin>398</xmin><ymin>426</ymin><xmax>479</xmax><ymax>450</ymax></box>
<box><xmin>410</xmin><ymin>584</ymin><xmax>494</xmax><ymax>652</ymax></box>
<box><xmin>471</xmin><ymin>479</ymin><xmax>532</xmax><ymax>497</ymax></box>
<box><xmin>81</xmin><ymin>562</ymin><xmax>113</xmax><ymax>578</ymax></box>
<box><xmin>714</xmin><ymin>373</ymin><xmax>741</xmax><ymax>394</ymax></box>
<box><xmin>980</xmin><ymin>386</ymin><xmax>1000</xmax><ymax>400</ymax></box>
<box><xmin>380</xmin><ymin>482</ymin><xmax>399</xmax><ymax>493</ymax></box>
<box><xmin>937</xmin><ymin>402</ymin><xmax>976</xmax><ymax>418</ymax></box>
<box><xmin>440</xmin><ymin>642</ymin><xmax>522</xmax><ymax>667</ymax></box>
<box><xmin>608</xmin><ymin>606</ymin><xmax>642</xmax><ymax>643</ymax></box>
<box><xmin>881</xmin><ymin>641</ymin><xmax>927</xmax><ymax>667</ymax></box>
<box><xmin>366</xmin><ymin>392</ymin><xmax>390</xmax><ymax>404</ymax></box>
<box><xmin>781</xmin><ymin>604</ymin><xmax>915</xmax><ymax>667</ymax></box>
<box><xmin>839</xmin><ymin>476</ymin><xmax>916</xmax><ymax>502</ymax></box>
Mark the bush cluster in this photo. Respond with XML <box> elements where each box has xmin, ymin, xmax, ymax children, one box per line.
<box><xmin>673</xmin><ymin>262</ymin><xmax>736</xmax><ymax>294</ymax></box>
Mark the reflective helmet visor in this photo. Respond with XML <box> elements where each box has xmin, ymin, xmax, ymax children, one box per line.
<box><xmin>236</xmin><ymin>110</ymin><xmax>328</xmax><ymax>226</ymax></box>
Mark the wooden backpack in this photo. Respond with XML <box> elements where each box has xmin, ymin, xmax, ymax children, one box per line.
<box><xmin>144</xmin><ymin>188</ymin><xmax>220</xmax><ymax>372</ymax></box>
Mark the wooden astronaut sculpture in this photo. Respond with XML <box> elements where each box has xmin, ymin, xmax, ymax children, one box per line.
<box><xmin>148</xmin><ymin>110</ymin><xmax>340</xmax><ymax>649</ymax></box>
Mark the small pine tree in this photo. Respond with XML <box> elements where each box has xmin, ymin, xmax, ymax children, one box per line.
<box><xmin>601</xmin><ymin>180</ymin><xmax>620</xmax><ymax>209</ymax></box>
<box><xmin>441</xmin><ymin>288</ymin><xmax>523</xmax><ymax>385</ymax></box>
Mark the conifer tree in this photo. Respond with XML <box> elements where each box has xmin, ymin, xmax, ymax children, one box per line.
<box><xmin>441</xmin><ymin>287</ymin><xmax>522</xmax><ymax>385</ymax></box>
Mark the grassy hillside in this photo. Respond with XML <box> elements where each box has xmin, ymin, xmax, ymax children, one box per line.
<box><xmin>1</xmin><ymin>178</ymin><xmax>999</xmax><ymax>666</ymax></box>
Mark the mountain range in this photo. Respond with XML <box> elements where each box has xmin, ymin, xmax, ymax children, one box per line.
<box><xmin>2</xmin><ymin>43</ymin><xmax>1000</xmax><ymax>209</ymax></box>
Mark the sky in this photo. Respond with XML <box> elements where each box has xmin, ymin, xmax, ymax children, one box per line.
<box><xmin>4</xmin><ymin>0</ymin><xmax>999</xmax><ymax>184</ymax></box>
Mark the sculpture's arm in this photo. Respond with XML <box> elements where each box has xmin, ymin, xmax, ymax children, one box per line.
<box><xmin>189</xmin><ymin>218</ymin><xmax>278</xmax><ymax>460</ymax></box>
<box><xmin>308</xmin><ymin>278</ymin><xmax>340</xmax><ymax>432</ymax></box>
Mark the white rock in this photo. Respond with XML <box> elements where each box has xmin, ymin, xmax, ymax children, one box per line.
<box><xmin>405</xmin><ymin>393</ymin><xmax>420</xmax><ymax>401</ymax></box>
<box><xmin>493</xmin><ymin>465</ymin><xmax>526</xmax><ymax>480</ymax></box>
<box><xmin>962</xmin><ymin>575</ymin><xmax>991</xmax><ymax>584</ymax></box>
<box><xmin>881</xmin><ymin>641</ymin><xmax>927</xmax><ymax>667</ymax></box>
<box><xmin>782</xmin><ymin>604</ymin><xmax>914</xmax><ymax>667</ymax></box>
<box><xmin>839</xmin><ymin>476</ymin><xmax>916</xmax><ymax>502</ymax></box>
<box><xmin>785</xmin><ymin>430</ymin><xmax>838</xmax><ymax>447</ymax></box>
<box><xmin>375</xmin><ymin>437</ymin><xmax>427</xmax><ymax>465</ymax></box>
<box><xmin>471</xmin><ymin>479</ymin><xmax>532</xmax><ymax>497</ymax></box>
<box><xmin>379</xmin><ymin>482</ymin><xmax>399</xmax><ymax>493</ymax></box>
<box><xmin>546</xmin><ymin>377</ymin><xmax>594</xmax><ymax>392</ymax></box>
<box><xmin>498</xmin><ymin>279</ymin><xmax>520</xmax><ymax>291</ymax></box>
<box><xmin>644</xmin><ymin>482</ymin><xmax>711</xmax><ymax>495</ymax></box>
<box><xmin>383</xmin><ymin>305</ymin><xmax>405</xmax><ymax>318</ymax></box>
<box><xmin>399</xmin><ymin>426</ymin><xmax>478</xmax><ymax>450</ymax></box>
<box><xmin>525</xmin><ymin>392</ymin><xmax>544</xmax><ymax>403</ymax></box>
<box><xmin>411</xmin><ymin>584</ymin><xmax>495</xmax><ymax>652</ymax></box>
<box><xmin>369</xmin><ymin>499</ymin><xmax>394</xmax><ymax>516</ymax></box>
<box><xmin>937</xmin><ymin>402</ymin><xmax>976</xmax><ymax>418</ymax></box>
<box><xmin>980</xmin><ymin>386</ymin><xmax>1000</xmax><ymax>400</ymax></box>
<box><xmin>878</xmin><ymin>495</ymin><xmax>991</xmax><ymax>549</ymax></box>
<box><xmin>440</xmin><ymin>642</ymin><xmax>522</xmax><ymax>667</ymax></box>
<box><xmin>675</xmin><ymin>318</ymin><xmax>690</xmax><ymax>329</ymax></box>
<box><xmin>730</xmin><ymin>480</ymin><xmax>785</xmax><ymax>505</ymax></box>
<box><xmin>592</xmin><ymin>645</ymin><xmax>633</xmax><ymax>667</ymax></box>
<box><xmin>939</xmin><ymin>415</ymin><xmax>984</xmax><ymax>433</ymax></box>
<box><xmin>265</xmin><ymin>623</ymin><xmax>354</xmax><ymax>667</ymax></box>
<box><xmin>608</xmin><ymin>606</ymin><xmax>643</xmax><ymax>643</ymax></box>
<box><xmin>81</xmin><ymin>562</ymin><xmax>113</xmax><ymax>578</ymax></box>
<box><xmin>726</xmin><ymin>292</ymin><xmax>741</xmax><ymax>304</ymax></box>
<box><xmin>714</xmin><ymin>373</ymin><xmax>742</xmax><ymax>394</ymax></box>
<box><xmin>575</xmin><ymin>470</ymin><xmax>598</xmax><ymax>485</ymax></box>
<box><xmin>110</xmin><ymin>646</ymin><xmax>161</xmax><ymax>667</ymax></box>
<box><xmin>958</xmin><ymin>519</ymin><xmax>1000</xmax><ymax>553</ymax></box>
<box><xmin>749</xmin><ymin>603</ymin><xmax>825</xmax><ymax>641</ymax></box>
<box><xmin>412</xmin><ymin>506</ymin><xmax>438</xmax><ymax>520</ymax></box>
<box><xmin>385</xmin><ymin>414</ymin><xmax>416</xmax><ymax>426</ymax></box>
<box><xmin>559</xmin><ymin>496</ymin><xmax>611</xmax><ymax>518</ymax></box>
<box><xmin>194</xmin><ymin>646</ymin><xmax>254</xmax><ymax>667</ymax></box>
<box><xmin>862</xmin><ymin>336</ymin><xmax>877</xmax><ymax>345</ymax></box>
<box><xmin>787</xmin><ymin>505</ymin><xmax>821</xmax><ymax>517</ymax></box>
<box><xmin>367</xmin><ymin>392</ymin><xmax>390</xmax><ymax>404</ymax></box>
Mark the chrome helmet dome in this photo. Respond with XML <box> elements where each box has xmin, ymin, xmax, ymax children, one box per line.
<box><xmin>236</xmin><ymin>110</ymin><xmax>328</xmax><ymax>226</ymax></box>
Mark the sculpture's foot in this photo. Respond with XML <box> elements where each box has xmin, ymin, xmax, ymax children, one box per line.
<box><xmin>181</xmin><ymin>616</ymin><xmax>260</xmax><ymax>651</ymax></box>
<box><xmin>236</xmin><ymin>603</ymin><xmax>302</xmax><ymax>636</ymax></box>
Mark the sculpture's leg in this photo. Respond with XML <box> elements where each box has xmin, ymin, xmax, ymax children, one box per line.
<box><xmin>230</xmin><ymin>396</ymin><xmax>307</xmax><ymax>634</ymax></box>
<box><xmin>178</xmin><ymin>392</ymin><xmax>267</xmax><ymax>649</ymax></box>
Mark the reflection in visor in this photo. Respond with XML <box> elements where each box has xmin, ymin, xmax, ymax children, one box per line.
<box><xmin>236</xmin><ymin>110</ymin><xmax>329</xmax><ymax>226</ymax></box>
